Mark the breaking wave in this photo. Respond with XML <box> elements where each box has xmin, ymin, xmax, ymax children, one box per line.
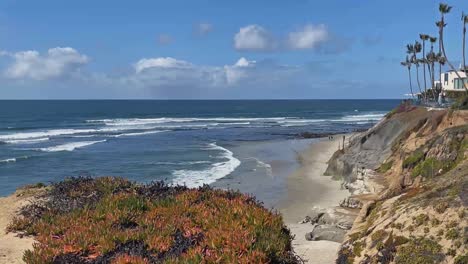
<box><xmin>171</xmin><ymin>143</ymin><xmax>241</xmax><ymax>188</ymax></box>
<box><xmin>38</xmin><ymin>140</ymin><xmax>106</xmax><ymax>152</ymax></box>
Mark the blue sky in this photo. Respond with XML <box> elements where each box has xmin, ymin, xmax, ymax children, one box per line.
<box><xmin>0</xmin><ymin>0</ymin><xmax>467</xmax><ymax>99</ymax></box>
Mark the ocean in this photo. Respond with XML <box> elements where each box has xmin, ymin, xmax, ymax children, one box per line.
<box><xmin>0</xmin><ymin>100</ymin><xmax>398</xmax><ymax>197</ymax></box>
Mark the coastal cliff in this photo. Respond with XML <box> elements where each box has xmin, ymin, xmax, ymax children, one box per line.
<box><xmin>326</xmin><ymin>104</ymin><xmax>467</xmax><ymax>263</ymax></box>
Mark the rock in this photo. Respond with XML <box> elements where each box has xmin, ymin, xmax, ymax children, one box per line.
<box><xmin>339</xmin><ymin>197</ymin><xmax>363</xmax><ymax>209</ymax></box>
<box><xmin>299</xmin><ymin>215</ymin><xmax>312</xmax><ymax>224</ymax></box>
<box><xmin>305</xmin><ymin>226</ymin><xmax>346</xmax><ymax>243</ymax></box>
<box><xmin>300</xmin><ymin>210</ymin><xmax>325</xmax><ymax>224</ymax></box>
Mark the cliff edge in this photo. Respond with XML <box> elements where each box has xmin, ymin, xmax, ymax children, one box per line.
<box><xmin>326</xmin><ymin>104</ymin><xmax>467</xmax><ymax>263</ymax></box>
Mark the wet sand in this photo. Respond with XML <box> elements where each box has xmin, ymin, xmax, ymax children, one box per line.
<box><xmin>278</xmin><ymin>135</ymin><xmax>351</xmax><ymax>263</ymax></box>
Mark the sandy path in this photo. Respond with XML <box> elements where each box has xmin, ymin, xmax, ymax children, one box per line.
<box><xmin>278</xmin><ymin>135</ymin><xmax>351</xmax><ymax>264</ymax></box>
<box><xmin>0</xmin><ymin>190</ymin><xmax>39</xmax><ymax>264</ymax></box>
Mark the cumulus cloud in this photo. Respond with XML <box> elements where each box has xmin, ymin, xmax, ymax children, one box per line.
<box><xmin>224</xmin><ymin>57</ymin><xmax>256</xmax><ymax>84</ymax></box>
<box><xmin>195</xmin><ymin>23</ymin><xmax>213</xmax><ymax>36</ymax></box>
<box><xmin>134</xmin><ymin>57</ymin><xmax>192</xmax><ymax>73</ymax></box>
<box><xmin>234</xmin><ymin>25</ymin><xmax>276</xmax><ymax>51</ymax></box>
<box><xmin>157</xmin><ymin>34</ymin><xmax>173</xmax><ymax>45</ymax></box>
<box><xmin>287</xmin><ymin>24</ymin><xmax>329</xmax><ymax>50</ymax></box>
<box><xmin>3</xmin><ymin>47</ymin><xmax>89</xmax><ymax>80</ymax></box>
<box><xmin>234</xmin><ymin>24</ymin><xmax>333</xmax><ymax>52</ymax></box>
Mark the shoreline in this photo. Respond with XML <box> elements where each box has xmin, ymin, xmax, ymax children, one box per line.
<box><xmin>278</xmin><ymin>134</ymin><xmax>353</xmax><ymax>263</ymax></box>
<box><xmin>0</xmin><ymin>134</ymin><xmax>355</xmax><ymax>263</ymax></box>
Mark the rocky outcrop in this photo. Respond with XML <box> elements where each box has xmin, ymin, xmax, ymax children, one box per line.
<box><xmin>339</xmin><ymin>197</ymin><xmax>363</xmax><ymax>209</ymax></box>
<box><xmin>324</xmin><ymin>107</ymin><xmax>438</xmax><ymax>185</ymax></box>
<box><xmin>300</xmin><ymin>209</ymin><xmax>355</xmax><ymax>243</ymax></box>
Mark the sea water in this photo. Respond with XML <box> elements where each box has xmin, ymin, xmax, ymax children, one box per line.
<box><xmin>0</xmin><ymin>100</ymin><xmax>398</xmax><ymax>196</ymax></box>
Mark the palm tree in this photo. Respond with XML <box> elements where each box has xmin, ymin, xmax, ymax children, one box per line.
<box><xmin>429</xmin><ymin>36</ymin><xmax>438</xmax><ymax>99</ymax></box>
<box><xmin>401</xmin><ymin>56</ymin><xmax>415</xmax><ymax>98</ymax></box>
<box><xmin>462</xmin><ymin>12</ymin><xmax>468</xmax><ymax>74</ymax></box>
<box><xmin>420</xmin><ymin>34</ymin><xmax>430</xmax><ymax>99</ymax></box>
<box><xmin>430</xmin><ymin>36</ymin><xmax>438</xmax><ymax>87</ymax></box>
<box><xmin>426</xmin><ymin>51</ymin><xmax>437</xmax><ymax>99</ymax></box>
<box><xmin>436</xmin><ymin>52</ymin><xmax>446</xmax><ymax>93</ymax></box>
<box><xmin>411</xmin><ymin>41</ymin><xmax>424</xmax><ymax>98</ymax></box>
<box><xmin>438</xmin><ymin>3</ymin><xmax>468</xmax><ymax>93</ymax></box>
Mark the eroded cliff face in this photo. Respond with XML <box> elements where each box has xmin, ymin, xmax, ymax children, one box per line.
<box><xmin>328</xmin><ymin>105</ymin><xmax>468</xmax><ymax>264</ymax></box>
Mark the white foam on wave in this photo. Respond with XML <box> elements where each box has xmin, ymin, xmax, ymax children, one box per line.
<box><xmin>0</xmin><ymin>126</ymin><xmax>164</xmax><ymax>141</ymax></box>
<box><xmin>3</xmin><ymin>137</ymin><xmax>50</xmax><ymax>144</ymax></box>
<box><xmin>171</xmin><ymin>143</ymin><xmax>241</xmax><ymax>188</ymax></box>
<box><xmin>113</xmin><ymin>130</ymin><xmax>169</xmax><ymax>138</ymax></box>
<box><xmin>0</xmin><ymin>129</ymin><xmax>95</xmax><ymax>140</ymax></box>
<box><xmin>38</xmin><ymin>140</ymin><xmax>106</xmax><ymax>152</ymax></box>
<box><xmin>153</xmin><ymin>161</ymin><xmax>211</xmax><ymax>166</ymax></box>
<box><xmin>252</xmin><ymin>157</ymin><xmax>272</xmax><ymax>176</ymax></box>
<box><xmin>334</xmin><ymin>113</ymin><xmax>385</xmax><ymax>123</ymax></box>
<box><xmin>0</xmin><ymin>156</ymin><xmax>28</xmax><ymax>164</ymax></box>
<box><xmin>87</xmin><ymin>117</ymin><xmax>291</xmax><ymax>126</ymax></box>
<box><xmin>0</xmin><ymin>158</ymin><xmax>17</xmax><ymax>163</ymax></box>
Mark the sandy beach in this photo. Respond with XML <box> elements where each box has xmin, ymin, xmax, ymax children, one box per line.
<box><xmin>278</xmin><ymin>135</ymin><xmax>352</xmax><ymax>263</ymax></box>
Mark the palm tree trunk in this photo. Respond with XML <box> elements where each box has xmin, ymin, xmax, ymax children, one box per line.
<box><xmin>408</xmin><ymin>68</ymin><xmax>414</xmax><ymax>99</ymax></box>
<box><xmin>432</xmin><ymin>62</ymin><xmax>436</xmax><ymax>100</ymax></box>
<box><xmin>415</xmin><ymin>63</ymin><xmax>423</xmax><ymax>97</ymax></box>
<box><xmin>422</xmin><ymin>40</ymin><xmax>427</xmax><ymax>101</ymax></box>
<box><xmin>463</xmin><ymin>24</ymin><xmax>466</xmax><ymax>74</ymax></box>
<box><xmin>441</xmin><ymin>16</ymin><xmax>468</xmax><ymax>94</ymax></box>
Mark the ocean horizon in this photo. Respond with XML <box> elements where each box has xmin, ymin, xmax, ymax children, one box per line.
<box><xmin>0</xmin><ymin>99</ymin><xmax>399</xmax><ymax>196</ymax></box>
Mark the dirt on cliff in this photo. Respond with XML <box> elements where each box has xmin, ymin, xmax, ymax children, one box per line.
<box><xmin>327</xmin><ymin>105</ymin><xmax>468</xmax><ymax>264</ymax></box>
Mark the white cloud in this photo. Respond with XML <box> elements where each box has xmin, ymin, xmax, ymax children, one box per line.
<box><xmin>195</xmin><ymin>23</ymin><xmax>213</xmax><ymax>36</ymax></box>
<box><xmin>157</xmin><ymin>34</ymin><xmax>173</xmax><ymax>45</ymax></box>
<box><xmin>134</xmin><ymin>57</ymin><xmax>192</xmax><ymax>73</ymax></box>
<box><xmin>287</xmin><ymin>24</ymin><xmax>329</xmax><ymax>50</ymax></box>
<box><xmin>4</xmin><ymin>47</ymin><xmax>89</xmax><ymax>80</ymax></box>
<box><xmin>224</xmin><ymin>57</ymin><xmax>256</xmax><ymax>84</ymax></box>
<box><xmin>234</xmin><ymin>25</ymin><xmax>275</xmax><ymax>51</ymax></box>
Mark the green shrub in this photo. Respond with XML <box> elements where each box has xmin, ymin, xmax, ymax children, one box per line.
<box><xmin>450</xmin><ymin>95</ymin><xmax>468</xmax><ymax>110</ymax></box>
<box><xmin>353</xmin><ymin>241</ymin><xmax>366</xmax><ymax>257</ymax></box>
<box><xmin>454</xmin><ymin>255</ymin><xmax>468</xmax><ymax>264</ymax></box>
<box><xmin>413</xmin><ymin>214</ymin><xmax>429</xmax><ymax>226</ymax></box>
<box><xmin>371</xmin><ymin>230</ymin><xmax>388</xmax><ymax>247</ymax></box>
<box><xmin>403</xmin><ymin>150</ymin><xmax>425</xmax><ymax>169</ymax></box>
<box><xmin>445</xmin><ymin>228</ymin><xmax>459</xmax><ymax>240</ymax></box>
<box><xmin>10</xmin><ymin>177</ymin><xmax>298</xmax><ymax>263</ymax></box>
<box><xmin>411</xmin><ymin>158</ymin><xmax>446</xmax><ymax>178</ymax></box>
<box><xmin>394</xmin><ymin>236</ymin><xmax>409</xmax><ymax>246</ymax></box>
<box><xmin>395</xmin><ymin>237</ymin><xmax>443</xmax><ymax>264</ymax></box>
<box><xmin>378</xmin><ymin>160</ymin><xmax>394</xmax><ymax>173</ymax></box>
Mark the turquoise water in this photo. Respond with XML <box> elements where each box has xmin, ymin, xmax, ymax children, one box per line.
<box><xmin>0</xmin><ymin>100</ymin><xmax>398</xmax><ymax>195</ymax></box>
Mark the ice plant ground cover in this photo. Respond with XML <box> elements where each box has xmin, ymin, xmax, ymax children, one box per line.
<box><xmin>8</xmin><ymin>177</ymin><xmax>299</xmax><ymax>263</ymax></box>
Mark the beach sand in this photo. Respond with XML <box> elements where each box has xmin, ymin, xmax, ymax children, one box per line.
<box><xmin>278</xmin><ymin>135</ymin><xmax>351</xmax><ymax>263</ymax></box>
<box><xmin>0</xmin><ymin>188</ymin><xmax>40</xmax><ymax>264</ymax></box>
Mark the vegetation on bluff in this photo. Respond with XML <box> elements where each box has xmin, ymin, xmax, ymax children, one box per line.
<box><xmin>8</xmin><ymin>177</ymin><xmax>299</xmax><ymax>263</ymax></box>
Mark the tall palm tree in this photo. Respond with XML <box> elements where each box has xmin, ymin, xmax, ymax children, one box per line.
<box><xmin>426</xmin><ymin>51</ymin><xmax>437</xmax><ymax>99</ymax></box>
<box><xmin>429</xmin><ymin>36</ymin><xmax>438</xmax><ymax>87</ymax></box>
<box><xmin>462</xmin><ymin>12</ymin><xmax>468</xmax><ymax>74</ymax></box>
<box><xmin>411</xmin><ymin>41</ymin><xmax>424</xmax><ymax>98</ymax></box>
<box><xmin>401</xmin><ymin>56</ymin><xmax>415</xmax><ymax>98</ymax></box>
<box><xmin>436</xmin><ymin>52</ymin><xmax>446</xmax><ymax>93</ymax></box>
<box><xmin>429</xmin><ymin>36</ymin><xmax>438</xmax><ymax>99</ymax></box>
<box><xmin>438</xmin><ymin>3</ymin><xmax>468</xmax><ymax>93</ymax></box>
<box><xmin>420</xmin><ymin>34</ymin><xmax>430</xmax><ymax>99</ymax></box>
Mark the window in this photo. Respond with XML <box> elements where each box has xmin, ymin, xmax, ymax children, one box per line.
<box><xmin>454</xmin><ymin>78</ymin><xmax>468</xmax><ymax>89</ymax></box>
<box><xmin>444</xmin><ymin>73</ymin><xmax>449</xmax><ymax>83</ymax></box>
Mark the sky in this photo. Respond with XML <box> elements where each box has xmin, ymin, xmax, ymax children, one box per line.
<box><xmin>0</xmin><ymin>0</ymin><xmax>467</xmax><ymax>99</ymax></box>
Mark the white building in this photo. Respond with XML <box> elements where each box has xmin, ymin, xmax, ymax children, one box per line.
<box><xmin>437</xmin><ymin>70</ymin><xmax>468</xmax><ymax>92</ymax></box>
